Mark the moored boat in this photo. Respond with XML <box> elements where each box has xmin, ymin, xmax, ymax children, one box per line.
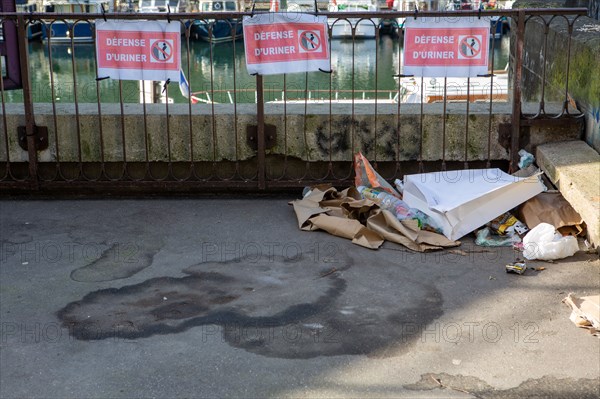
<box><xmin>17</xmin><ymin>0</ymin><xmax>44</xmax><ymax>41</ymax></box>
<box><xmin>396</xmin><ymin>73</ymin><xmax>508</xmax><ymax>103</ymax></box>
<box><xmin>390</xmin><ymin>0</ymin><xmax>439</xmax><ymax>32</ymax></box>
<box><xmin>286</xmin><ymin>0</ymin><xmax>318</xmax><ymax>12</ymax></box>
<box><xmin>327</xmin><ymin>0</ymin><xmax>380</xmax><ymax>39</ymax></box>
<box><xmin>190</xmin><ymin>0</ymin><xmax>244</xmax><ymax>43</ymax></box>
<box><xmin>41</xmin><ymin>0</ymin><xmax>109</xmax><ymax>43</ymax></box>
<box><xmin>138</xmin><ymin>0</ymin><xmax>182</xmax><ymax>12</ymax></box>
<box><xmin>443</xmin><ymin>0</ymin><xmax>508</xmax><ymax>39</ymax></box>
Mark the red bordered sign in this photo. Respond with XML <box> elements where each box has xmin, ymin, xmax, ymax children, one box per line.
<box><xmin>403</xmin><ymin>18</ymin><xmax>490</xmax><ymax>77</ymax></box>
<box><xmin>96</xmin><ymin>20</ymin><xmax>180</xmax><ymax>81</ymax></box>
<box><xmin>243</xmin><ymin>13</ymin><xmax>330</xmax><ymax>76</ymax></box>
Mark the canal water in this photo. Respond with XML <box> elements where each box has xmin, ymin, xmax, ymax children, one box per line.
<box><xmin>3</xmin><ymin>34</ymin><xmax>509</xmax><ymax>104</ymax></box>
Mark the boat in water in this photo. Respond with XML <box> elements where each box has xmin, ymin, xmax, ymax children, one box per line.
<box><xmin>190</xmin><ymin>0</ymin><xmax>244</xmax><ymax>43</ymax></box>
<box><xmin>286</xmin><ymin>0</ymin><xmax>318</xmax><ymax>12</ymax></box>
<box><xmin>328</xmin><ymin>0</ymin><xmax>380</xmax><ymax>39</ymax></box>
<box><xmin>396</xmin><ymin>73</ymin><xmax>508</xmax><ymax>103</ymax></box>
<box><xmin>17</xmin><ymin>0</ymin><xmax>44</xmax><ymax>41</ymax></box>
<box><xmin>41</xmin><ymin>0</ymin><xmax>109</xmax><ymax>43</ymax></box>
<box><xmin>443</xmin><ymin>0</ymin><xmax>508</xmax><ymax>39</ymax></box>
<box><xmin>389</xmin><ymin>0</ymin><xmax>439</xmax><ymax>33</ymax></box>
<box><xmin>137</xmin><ymin>0</ymin><xmax>193</xmax><ymax>35</ymax></box>
<box><xmin>138</xmin><ymin>0</ymin><xmax>182</xmax><ymax>12</ymax></box>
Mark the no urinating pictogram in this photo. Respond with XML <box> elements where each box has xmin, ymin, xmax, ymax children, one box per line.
<box><xmin>298</xmin><ymin>30</ymin><xmax>322</xmax><ymax>53</ymax></box>
<box><xmin>458</xmin><ymin>35</ymin><xmax>482</xmax><ymax>59</ymax></box>
<box><xmin>150</xmin><ymin>39</ymin><xmax>174</xmax><ymax>63</ymax></box>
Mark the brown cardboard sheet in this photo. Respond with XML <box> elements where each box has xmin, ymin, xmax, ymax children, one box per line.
<box><xmin>291</xmin><ymin>187</ymin><xmax>460</xmax><ymax>251</ymax></box>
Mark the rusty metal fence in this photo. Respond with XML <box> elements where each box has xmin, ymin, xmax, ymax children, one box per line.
<box><xmin>0</xmin><ymin>7</ymin><xmax>588</xmax><ymax>194</ymax></box>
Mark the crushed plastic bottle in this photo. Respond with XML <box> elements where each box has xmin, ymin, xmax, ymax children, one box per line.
<box><xmin>393</xmin><ymin>179</ymin><xmax>404</xmax><ymax>195</ymax></box>
<box><xmin>357</xmin><ymin>186</ymin><xmax>441</xmax><ymax>232</ymax></box>
<box><xmin>358</xmin><ymin>186</ymin><xmax>410</xmax><ymax>217</ymax></box>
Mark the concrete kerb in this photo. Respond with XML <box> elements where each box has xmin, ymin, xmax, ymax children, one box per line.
<box><xmin>536</xmin><ymin>140</ymin><xmax>600</xmax><ymax>247</ymax></box>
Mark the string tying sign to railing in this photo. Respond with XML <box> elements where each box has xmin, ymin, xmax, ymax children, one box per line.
<box><xmin>403</xmin><ymin>17</ymin><xmax>490</xmax><ymax>77</ymax></box>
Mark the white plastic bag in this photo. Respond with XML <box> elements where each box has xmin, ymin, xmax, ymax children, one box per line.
<box><xmin>523</xmin><ymin>223</ymin><xmax>579</xmax><ymax>260</ymax></box>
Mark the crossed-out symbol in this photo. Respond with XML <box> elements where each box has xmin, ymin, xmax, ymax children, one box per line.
<box><xmin>458</xmin><ymin>35</ymin><xmax>481</xmax><ymax>59</ymax></box>
<box><xmin>299</xmin><ymin>30</ymin><xmax>321</xmax><ymax>52</ymax></box>
<box><xmin>150</xmin><ymin>40</ymin><xmax>173</xmax><ymax>62</ymax></box>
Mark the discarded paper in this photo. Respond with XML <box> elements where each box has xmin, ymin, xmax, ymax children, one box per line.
<box><xmin>403</xmin><ymin>168</ymin><xmax>545</xmax><ymax>241</ymax></box>
<box><xmin>291</xmin><ymin>186</ymin><xmax>460</xmax><ymax>251</ymax></box>
<box><xmin>563</xmin><ymin>294</ymin><xmax>600</xmax><ymax>336</ymax></box>
<box><xmin>517</xmin><ymin>192</ymin><xmax>584</xmax><ymax>236</ymax></box>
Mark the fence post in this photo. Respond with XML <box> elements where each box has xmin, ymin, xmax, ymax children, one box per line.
<box><xmin>17</xmin><ymin>14</ymin><xmax>38</xmax><ymax>184</ymax></box>
<box><xmin>510</xmin><ymin>9</ymin><xmax>525</xmax><ymax>173</ymax></box>
<box><xmin>256</xmin><ymin>74</ymin><xmax>266</xmax><ymax>190</ymax></box>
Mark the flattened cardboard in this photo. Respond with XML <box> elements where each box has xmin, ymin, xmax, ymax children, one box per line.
<box><xmin>563</xmin><ymin>294</ymin><xmax>600</xmax><ymax>336</ymax></box>
<box><xmin>291</xmin><ymin>186</ymin><xmax>460</xmax><ymax>252</ymax></box>
<box><xmin>367</xmin><ymin>210</ymin><xmax>460</xmax><ymax>252</ymax></box>
<box><xmin>310</xmin><ymin>214</ymin><xmax>384</xmax><ymax>249</ymax></box>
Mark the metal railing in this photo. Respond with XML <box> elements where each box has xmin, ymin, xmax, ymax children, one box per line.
<box><xmin>0</xmin><ymin>8</ymin><xmax>588</xmax><ymax>194</ymax></box>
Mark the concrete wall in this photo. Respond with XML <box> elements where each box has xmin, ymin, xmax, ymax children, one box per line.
<box><xmin>589</xmin><ymin>0</ymin><xmax>600</xmax><ymax>19</ymax></box>
<box><xmin>514</xmin><ymin>1</ymin><xmax>600</xmax><ymax>152</ymax></box>
<box><xmin>0</xmin><ymin>102</ymin><xmax>582</xmax><ymax>166</ymax></box>
<box><xmin>565</xmin><ymin>0</ymin><xmax>600</xmax><ymax>20</ymax></box>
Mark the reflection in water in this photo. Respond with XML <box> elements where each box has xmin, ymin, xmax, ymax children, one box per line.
<box><xmin>4</xmin><ymin>35</ymin><xmax>509</xmax><ymax>104</ymax></box>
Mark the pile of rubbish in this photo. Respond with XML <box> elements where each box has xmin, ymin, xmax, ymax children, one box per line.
<box><xmin>291</xmin><ymin>151</ymin><xmax>588</xmax><ymax>263</ymax></box>
<box><xmin>291</xmin><ymin>185</ymin><xmax>460</xmax><ymax>252</ymax></box>
<box><xmin>291</xmin><ymin>150</ymin><xmax>596</xmax><ymax>337</ymax></box>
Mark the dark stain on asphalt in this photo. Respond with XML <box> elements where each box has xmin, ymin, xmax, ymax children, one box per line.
<box><xmin>58</xmin><ymin>252</ymin><xmax>445</xmax><ymax>358</ymax></box>
<box><xmin>70</xmin><ymin>241</ymin><xmax>161</xmax><ymax>282</ymax></box>
<box><xmin>405</xmin><ymin>373</ymin><xmax>600</xmax><ymax>399</ymax></box>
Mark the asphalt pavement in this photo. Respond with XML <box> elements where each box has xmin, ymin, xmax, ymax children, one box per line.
<box><xmin>1</xmin><ymin>199</ymin><xmax>599</xmax><ymax>398</ymax></box>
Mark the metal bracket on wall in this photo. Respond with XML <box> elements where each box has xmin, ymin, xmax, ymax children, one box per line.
<box><xmin>18</xmin><ymin>125</ymin><xmax>49</xmax><ymax>151</ymax></box>
<box><xmin>246</xmin><ymin>124</ymin><xmax>277</xmax><ymax>151</ymax></box>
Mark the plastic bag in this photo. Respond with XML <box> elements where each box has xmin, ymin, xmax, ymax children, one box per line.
<box><xmin>522</xmin><ymin>223</ymin><xmax>579</xmax><ymax>260</ymax></box>
<box><xmin>354</xmin><ymin>152</ymin><xmax>400</xmax><ymax>198</ymax></box>
<box><xmin>475</xmin><ymin>227</ymin><xmax>521</xmax><ymax>247</ymax></box>
<box><xmin>518</xmin><ymin>149</ymin><xmax>535</xmax><ymax>169</ymax></box>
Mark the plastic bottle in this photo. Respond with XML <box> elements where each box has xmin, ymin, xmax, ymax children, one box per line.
<box><xmin>358</xmin><ymin>186</ymin><xmax>415</xmax><ymax>220</ymax></box>
<box><xmin>357</xmin><ymin>186</ymin><xmax>442</xmax><ymax>232</ymax></box>
<box><xmin>357</xmin><ymin>186</ymin><xmax>383</xmax><ymax>202</ymax></box>
<box><xmin>393</xmin><ymin>178</ymin><xmax>404</xmax><ymax>195</ymax></box>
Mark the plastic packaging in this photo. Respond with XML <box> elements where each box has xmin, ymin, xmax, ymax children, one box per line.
<box><xmin>487</xmin><ymin>212</ymin><xmax>529</xmax><ymax>237</ymax></box>
<box><xmin>302</xmin><ymin>186</ymin><xmax>312</xmax><ymax>198</ymax></box>
<box><xmin>522</xmin><ymin>222</ymin><xmax>579</xmax><ymax>260</ymax></box>
<box><xmin>475</xmin><ymin>227</ymin><xmax>521</xmax><ymax>247</ymax></box>
<box><xmin>518</xmin><ymin>149</ymin><xmax>535</xmax><ymax>169</ymax></box>
<box><xmin>506</xmin><ymin>261</ymin><xmax>527</xmax><ymax>275</ymax></box>
<box><xmin>357</xmin><ymin>186</ymin><xmax>441</xmax><ymax>232</ymax></box>
<box><xmin>358</xmin><ymin>187</ymin><xmax>408</xmax><ymax>217</ymax></box>
<box><xmin>393</xmin><ymin>179</ymin><xmax>404</xmax><ymax>195</ymax></box>
<box><xmin>354</xmin><ymin>152</ymin><xmax>401</xmax><ymax>198</ymax></box>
